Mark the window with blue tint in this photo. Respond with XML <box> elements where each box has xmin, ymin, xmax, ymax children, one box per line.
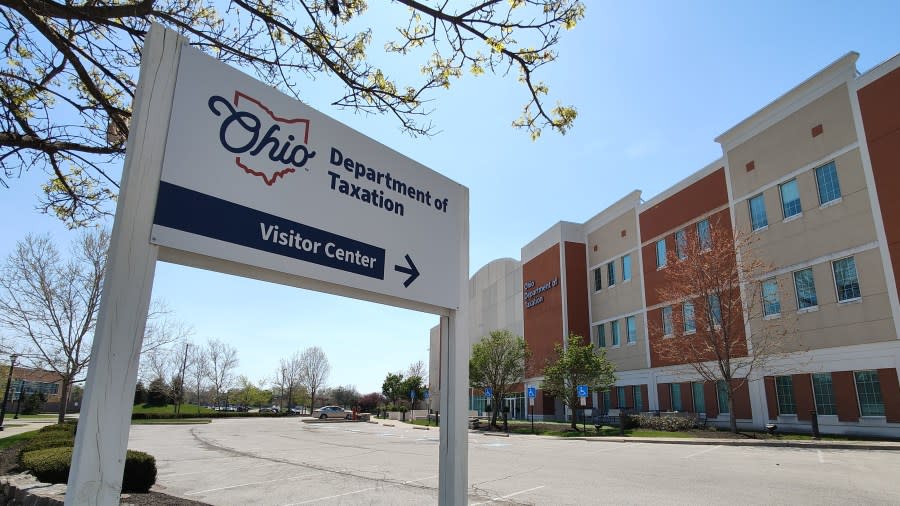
<box><xmin>611</xmin><ymin>320</ymin><xmax>620</xmax><ymax>346</ymax></box>
<box><xmin>749</xmin><ymin>194</ymin><xmax>768</xmax><ymax>230</ymax></box>
<box><xmin>775</xmin><ymin>375</ymin><xmax>795</xmax><ymax>414</ymax></box>
<box><xmin>656</xmin><ymin>239</ymin><xmax>666</xmax><ymax>268</ymax></box>
<box><xmin>626</xmin><ymin>315</ymin><xmax>637</xmax><ymax>344</ymax></box>
<box><xmin>596</xmin><ymin>323</ymin><xmax>606</xmax><ymax>347</ymax></box>
<box><xmin>762</xmin><ymin>278</ymin><xmax>781</xmax><ymax>316</ymax></box>
<box><xmin>602</xmin><ymin>391</ymin><xmax>611</xmax><ymax>412</ymax></box>
<box><xmin>593</xmin><ymin>267</ymin><xmax>602</xmax><ymax>291</ymax></box>
<box><xmin>622</xmin><ymin>254</ymin><xmax>632</xmax><ymax>281</ymax></box>
<box><xmin>671</xmin><ymin>383</ymin><xmax>682</xmax><ymax>411</ymax></box>
<box><xmin>692</xmin><ymin>382</ymin><xmax>705</xmax><ymax>413</ymax></box>
<box><xmin>683</xmin><ymin>302</ymin><xmax>696</xmax><ymax>333</ymax></box>
<box><xmin>607</xmin><ymin>261</ymin><xmax>616</xmax><ymax>286</ymax></box>
<box><xmin>633</xmin><ymin>387</ymin><xmax>643</xmax><ymax>411</ymax></box>
<box><xmin>854</xmin><ymin>370</ymin><xmax>885</xmax><ymax>416</ymax></box>
<box><xmin>697</xmin><ymin>219</ymin><xmax>711</xmax><ymax>250</ymax></box>
<box><xmin>708</xmin><ymin>294</ymin><xmax>721</xmax><ymax>326</ymax></box>
<box><xmin>779</xmin><ymin>179</ymin><xmax>802</xmax><ymax>218</ymax></box>
<box><xmin>815</xmin><ymin>161</ymin><xmax>841</xmax><ymax>205</ymax></box>
<box><xmin>812</xmin><ymin>373</ymin><xmax>836</xmax><ymax>415</ymax></box>
<box><xmin>793</xmin><ymin>268</ymin><xmax>817</xmax><ymax>309</ymax></box>
<box><xmin>675</xmin><ymin>229</ymin><xmax>687</xmax><ymax>260</ymax></box>
<box><xmin>716</xmin><ymin>380</ymin><xmax>729</xmax><ymax>413</ymax></box>
<box><xmin>662</xmin><ymin>306</ymin><xmax>673</xmax><ymax>336</ymax></box>
<box><xmin>617</xmin><ymin>386</ymin><xmax>626</xmax><ymax>408</ymax></box>
<box><xmin>832</xmin><ymin>257</ymin><xmax>861</xmax><ymax>302</ymax></box>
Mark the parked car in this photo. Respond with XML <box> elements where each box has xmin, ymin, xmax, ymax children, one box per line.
<box><xmin>259</xmin><ymin>406</ymin><xmax>279</xmax><ymax>414</ymax></box>
<box><xmin>313</xmin><ymin>406</ymin><xmax>352</xmax><ymax>420</ymax></box>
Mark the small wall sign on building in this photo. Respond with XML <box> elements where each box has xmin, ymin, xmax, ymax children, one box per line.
<box><xmin>523</xmin><ymin>277</ymin><xmax>559</xmax><ymax>309</ymax></box>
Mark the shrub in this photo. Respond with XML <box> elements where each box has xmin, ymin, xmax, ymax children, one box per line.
<box><xmin>21</xmin><ymin>434</ymin><xmax>74</xmax><ymax>454</ymax></box>
<box><xmin>21</xmin><ymin>392</ymin><xmax>47</xmax><ymax>415</ymax></box>
<box><xmin>21</xmin><ymin>447</ymin><xmax>72</xmax><ymax>484</ymax></box>
<box><xmin>20</xmin><ymin>447</ymin><xmax>157</xmax><ymax>492</ymax></box>
<box><xmin>38</xmin><ymin>422</ymin><xmax>77</xmax><ymax>435</ymax></box>
<box><xmin>633</xmin><ymin>414</ymin><xmax>697</xmax><ymax>432</ymax></box>
<box><xmin>121</xmin><ymin>450</ymin><xmax>157</xmax><ymax>493</ymax></box>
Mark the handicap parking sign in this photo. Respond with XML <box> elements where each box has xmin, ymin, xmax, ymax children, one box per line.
<box><xmin>484</xmin><ymin>387</ymin><xmax>493</xmax><ymax>398</ymax></box>
<box><xmin>527</xmin><ymin>386</ymin><xmax>536</xmax><ymax>398</ymax></box>
<box><xmin>577</xmin><ymin>385</ymin><xmax>588</xmax><ymax>398</ymax></box>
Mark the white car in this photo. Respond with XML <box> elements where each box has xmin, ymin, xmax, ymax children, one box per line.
<box><xmin>313</xmin><ymin>406</ymin><xmax>352</xmax><ymax>420</ymax></box>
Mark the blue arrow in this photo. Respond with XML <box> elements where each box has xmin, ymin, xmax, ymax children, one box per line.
<box><xmin>394</xmin><ymin>254</ymin><xmax>420</xmax><ymax>288</ymax></box>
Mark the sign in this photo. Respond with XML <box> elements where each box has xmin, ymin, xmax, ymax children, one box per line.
<box><xmin>523</xmin><ymin>277</ymin><xmax>558</xmax><ymax>309</ymax></box>
<box><xmin>151</xmin><ymin>45</ymin><xmax>466</xmax><ymax>310</ymax></box>
<box><xmin>423</xmin><ymin>390</ymin><xmax>430</xmax><ymax>400</ymax></box>
<box><xmin>577</xmin><ymin>385</ymin><xmax>588</xmax><ymax>398</ymax></box>
<box><xmin>410</xmin><ymin>390</ymin><xmax>416</xmax><ymax>401</ymax></box>
<box><xmin>484</xmin><ymin>387</ymin><xmax>493</xmax><ymax>398</ymax></box>
<box><xmin>527</xmin><ymin>386</ymin><xmax>537</xmax><ymax>399</ymax></box>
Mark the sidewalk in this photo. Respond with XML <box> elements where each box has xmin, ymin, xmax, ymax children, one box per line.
<box><xmin>0</xmin><ymin>417</ymin><xmax>62</xmax><ymax>438</ymax></box>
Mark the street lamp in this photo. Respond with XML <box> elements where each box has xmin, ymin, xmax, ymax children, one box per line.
<box><xmin>0</xmin><ymin>354</ymin><xmax>18</xmax><ymax>431</ymax></box>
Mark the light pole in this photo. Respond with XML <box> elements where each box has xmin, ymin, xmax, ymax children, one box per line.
<box><xmin>0</xmin><ymin>354</ymin><xmax>18</xmax><ymax>431</ymax></box>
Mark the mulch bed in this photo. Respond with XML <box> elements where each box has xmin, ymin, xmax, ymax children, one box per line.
<box><xmin>0</xmin><ymin>442</ymin><xmax>209</xmax><ymax>505</ymax></box>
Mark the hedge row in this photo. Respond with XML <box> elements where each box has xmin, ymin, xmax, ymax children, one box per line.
<box><xmin>131</xmin><ymin>411</ymin><xmax>291</xmax><ymax>420</ymax></box>
<box><xmin>632</xmin><ymin>414</ymin><xmax>699</xmax><ymax>432</ymax></box>
<box><xmin>18</xmin><ymin>423</ymin><xmax>156</xmax><ymax>492</ymax></box>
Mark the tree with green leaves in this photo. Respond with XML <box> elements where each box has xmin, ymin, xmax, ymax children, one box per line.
<box><xmin>541</xmin><ymin>334</ymin><xmax>616</xmax><ymax>430</ymax></box>
<box><xmin>469</xmin><ymin>329</ymin><xmax>529</xmax><ymax>429</ymax></box>
<box><xmin>401</xmin><ymin>374</ymin><xmax>424</xmax><ymax>408</ymax></box>
<box><xmin>0</xmin><ymin>0</ymin><xmax>584</xmax><ymax>228</ymax></box>
<box><xmin>381</xmin><ymin>372</ymin><xmax>404</xmax><ymax>407</ymax></box>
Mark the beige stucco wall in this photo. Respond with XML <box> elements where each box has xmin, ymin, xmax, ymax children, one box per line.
<box><xmin>587</xmin><ymin>210</ymin><xmax>644</xmax><ymax>320</ymax></box>
<box><xmin>595</xmin><ymin>312</ymin><xmax>648</xmax><ymax>371</ymax></box>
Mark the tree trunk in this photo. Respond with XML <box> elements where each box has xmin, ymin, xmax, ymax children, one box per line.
<box><xmin>728</xmin><ymin>394</ymin><xmax>737</xmax><ymax>433</ymax></box>
<box><xmin>57</xmin><ymin>379</ymin><xmax>70</xmax><ymax>424</ymax></box>
<box><xmin>570</xmin><ymin>402</ymin><xmax>578</xmax><ymax>431</ymax></box>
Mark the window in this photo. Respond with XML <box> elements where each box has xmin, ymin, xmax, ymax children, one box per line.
<box><xmin>596</xmin><ymin>324</ymin><xmax>606</xmax><ymax>348</ymax></box>
<box><xmin>697</xmin><ymin>219</ymin><xmax>711</xmax><ymax>250</ymax></box>
<box><xmin>683</xmin><ymin>302</ymin><xmax>696</xmax><ymax>333</ymax></box>
<box><xmin>602</xmin><ymin>391</ymin><xmax>611</xmax><ymax>412</ymax></box>
<box><xmin>832</xmin><ymin>257</ymin><xmax>860</xmax><ymax>302</ymax></box>
<box><xmin>656</xmin><ymin>239</ymin><xmax>667</xmax><ymax>268</ymax></box>
<box><xmin>749</xmin><ymin>194</ymin><xmax>768</xmax><ymax>231</ymax></box>
<box><xmin>593</xmin><ymin>267</ymin><xmax>602</xmax><ymax>291</ymax></box>
<box><xmin>815</xmin><ymin>161</ymin><xmax>841</xmax><ymax>205</ymax></box>
<box><xmin>626</xmin><ymin>315</ymin><xmax>637</xmax><ymax>344</ymax></box>
<box><xmin>633</xmin><ymin>386</ymin><xmax>643</xmax><ymax>411</ymax></box>
<box><xmin>708</xmin><ymin>294</ymin><xmax>721</xmax><ymax>327</ymax></box>
<box><xmin>675</xmin><ymin>229</ymin><xmax>688</xmax><ymax>260</ymax></box>
<box><xmin>692</xmin><ymin>382</ymin><xmax>705</xmax><ymax>413</ymax></box>
<box><xmin>622</xmin><ymin>254</ymin><xmax>632</xmax><ymax>281</ymax></box>
<box><xmin>716</xmin><ymin>380</ymin><xmax>729</xmax><ymax>414</ymax></box>
<box><xmin>611</xmin><ymin>320</ymin><xmax>620</xmax><ymax>346</ymax></box>
<box><xmin>617</xmin><ymin>386</ymin><xmax>626</xmax><ymax>408</ymax></box>
<box><xmin>854</xmin><ymin>370</ymin><xmax>885</xmax><ymax>416</ymax></box>
<box><xmin>662</xmin><ymin>306</ymin><xmax>673</xmax><ymax>336</ymax></box>
<box><xmin>793</xmin><ymin>268</ymin><xmax>818</xmax><ymax>309</ymax></box>
<box><xmin>607</xmin><ymin>262</ymin><xmax>616</xmax><ymax>287</ymax></box>
<box><xmin>671</xmin><ymin>383</ymin><xmax>682</xmax><ymax>411</ymax></box>
<box><xmin>762</xmin><ymin>278</ymin><xmax>781</xmax><ymax>316</ymax></box>
<box><xmin>812</xmin><ymin>373</ymin><xmax>836</xmax><ymax>415</ymax></box>
<box><xmin>775</xmin><ymin>376</ymin><xmax>796</xmax><ymax>414</ymax></box>
<box><xmin>779</xmin><ymin>179</ymin><xmax>802</xmax><ymax>218</ymax></box>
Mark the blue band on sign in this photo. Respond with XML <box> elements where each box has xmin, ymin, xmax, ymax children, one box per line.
<box><xmin>154</xmin><ymin>181</ymin><xmax>386</xmax><ymax>280</ymax></box>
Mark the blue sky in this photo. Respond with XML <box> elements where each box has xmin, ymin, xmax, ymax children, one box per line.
<box><xmin>2</xmin><ymin>1</ymin><xmax>898</xmax><ymax>394</ymax></box>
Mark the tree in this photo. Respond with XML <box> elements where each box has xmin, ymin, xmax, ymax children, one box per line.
<box><xmin>330</xmin><ymin>385</ymin><xmax>360</xmax><ymax>408</ymax></box>
<box><xmin>280</xmin><ymin>352</ymin><xmax>302</xmax><ymax>410</ymax></box>
<box><xmin>185</xmin><ymin>342</ymin><xmax>208</xmax><ymax>414</ymax></box>
<box><xmin>407</xmin><ymin>360</ymin><xmax>427</xmax><ymax>383</ymax></box>
<box><xmin>298</xmin><ymin>346</ymin><xmax>329</xmax><ymax>411</ymax></box>
<box><xmin>469</xmin><ymin>329</ymin><xmax>529</xmax><ymax>428</ymax></box>
<box><xmin>381</xmin><ymin>372</ymin><xmax>405</xmax><ymax>407</ymax></box>
<box><xmin>206</xmin><ymin>338</ymin><xmax>239</xmax><ymax>408</ymax></box>
<box><xmin>400</xmin><ymin>375</ymin><xmax>424</xmax><ymax>409</ymax></box>
<box><xmin>541</xmin><ymin>334</ymin><xmax>616</xmax><ymax>430</ymax></box>
<box><xmin>358</xmin><ymin>392</ymin><xmax>385</xmax><ymax>413</ymax></box>
<box><xmin>653</xmin><ymin>220</ymin><xmax>794</xmax><ymax>433</ymax></box>
<box><xmin>133</xmin><ymin>381</ymin><xmax>147</xmax><ymax>405</ymax></box>
<box><xmin>146</xmin><ymin>377</ymin><xmax>168</xmax><ymax>407</ymax></box>
<box><xmin>0</xmin><ymin>230</ymin><xmax>107</xmax><ymax>423</ymax></box>
<box><xmin>0</xmin><ymin>1</ymin><xmax>584</xmax><ymax>228</ymax></box>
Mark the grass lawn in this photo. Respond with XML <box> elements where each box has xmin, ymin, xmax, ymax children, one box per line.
<box><xmin>15</xmin><ymin>414</ymin><xmax>57</xmax><ymax>419</ymax></box>
<box><xmin>132</xmin><ymin>404</ymin><xmax>216</xmax><ymax>415</ymax></box>
<box><xmin>0</xmin><ymin>430</ymin><xmax>39</xmax><ymax>450</ymax></box>
<box><xmin>132</xmin><ymin>418</ymin><xmax>212</xmax><ymax>425</ymax></box>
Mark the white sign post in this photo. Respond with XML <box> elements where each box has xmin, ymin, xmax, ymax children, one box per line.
<box><xmin>67</xmin><ymin>25</ymin><xmax>469</xmax><ymax>505</ymax></box>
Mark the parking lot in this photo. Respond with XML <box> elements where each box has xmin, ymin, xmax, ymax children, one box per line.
<box><xmin>128</xmin><ymin>417</ymin><xmax>900</xmax><ymax>505</ymax></box>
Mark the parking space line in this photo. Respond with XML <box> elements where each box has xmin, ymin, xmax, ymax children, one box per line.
<box><xmin>159</xmin><ymin>461</ymin><xmax>285</xmax><ymax>478</ymax></box>
<box><xmin>682</xmin><ymin>445</ymin><xmax>722</xmax><ymax>459</ymax></box>
<box><xmin>817</xmin><ymin>450</ymin><xmax>826</xmax><ymax>464</ymax></box>
<box><xmin>184</xmin><ymin>472</ymin><xmax>320</xmax><ymax>495</ymax></box>
<box><xmin>471</xmin><ymin>485</ymin><xmax>546</xmax><ymax>505</ymax></box>
<box><xmin>284</xmin><ymin>474</ymin><xmax>439</xmax><ymax>505</ymax></box>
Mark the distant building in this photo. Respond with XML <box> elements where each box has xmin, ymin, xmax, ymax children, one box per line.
<box><xmin>1</xmin><ymin>364</ymin><xmax>69</xmax><ymax>413</ymax></box>
<box><xmin>430</xmin><ymin>51</ymin><xmax>900</xmax><ymax>436</ymax></box>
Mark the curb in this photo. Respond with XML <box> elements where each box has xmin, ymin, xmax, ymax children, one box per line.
<box><xmin>561</xmin><ymin>436</ymin><xmax>900</xmax><ymax>451</ymax></box>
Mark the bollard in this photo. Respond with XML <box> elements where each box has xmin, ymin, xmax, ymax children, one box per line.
<box><xmin>810</xmin><ymin>410</ymin><xmax>820</xmax><ymax>440</ymax></box>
